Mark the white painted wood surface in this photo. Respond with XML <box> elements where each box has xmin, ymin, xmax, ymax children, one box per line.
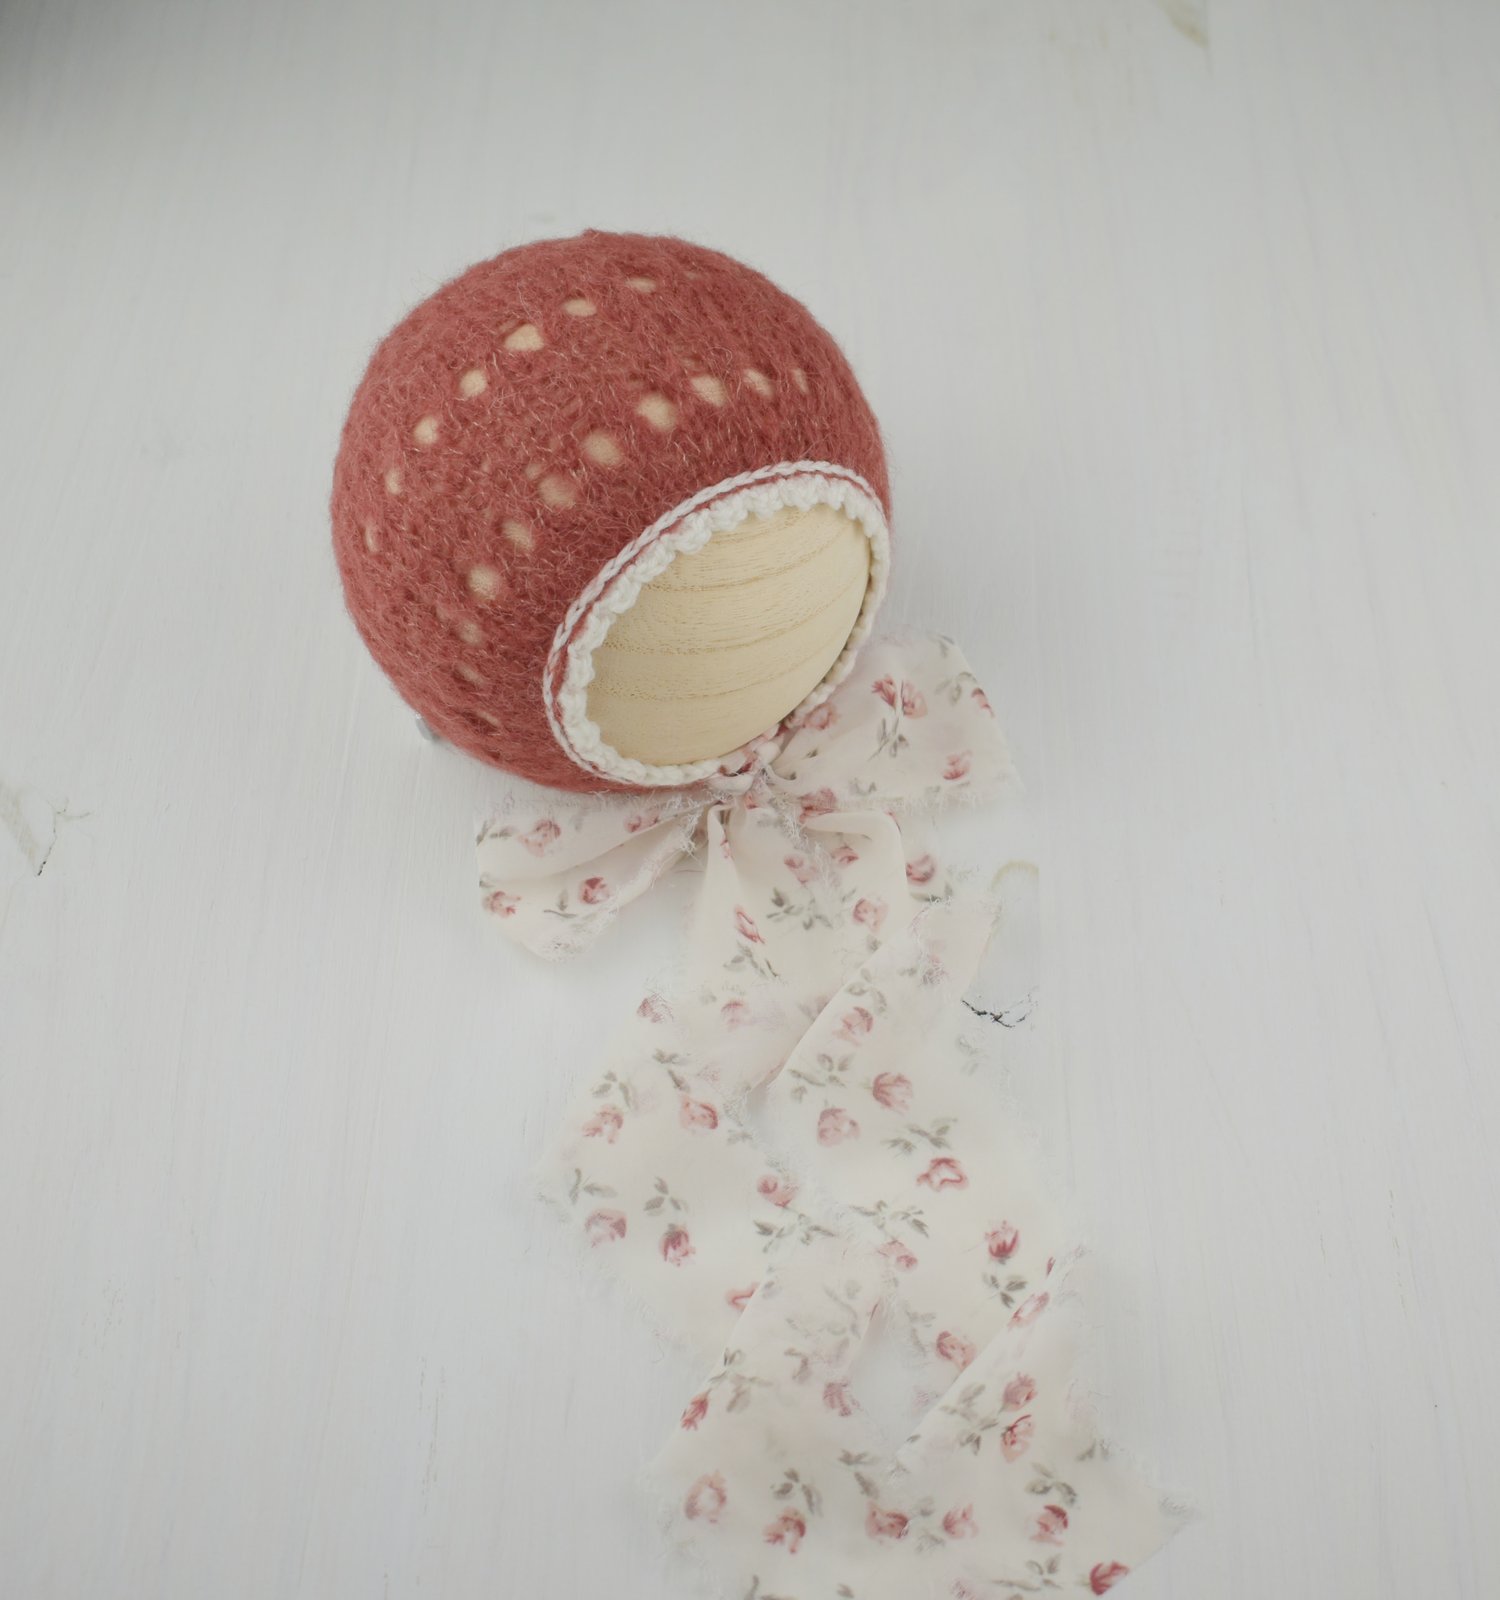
<box><xmin>3</xmin><ymin>0</ymin><xmax>1497</xmax><ymax>1594</ymax></box>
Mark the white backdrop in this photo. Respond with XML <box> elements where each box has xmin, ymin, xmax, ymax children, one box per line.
<box><xmin>3</xmin><ymin>1</ymin><xmax>1498</xmax><ymax>1596</ymax></box>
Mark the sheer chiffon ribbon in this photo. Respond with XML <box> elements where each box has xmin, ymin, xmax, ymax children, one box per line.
<box><xmin>477</xmin><ymin>636</ymin><xmax>1181</xmax><ymax>1599</ymax></box>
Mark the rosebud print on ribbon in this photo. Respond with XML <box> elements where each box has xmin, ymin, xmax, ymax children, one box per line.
<box><xmin>477</xmin><ymin>636</ymin><xmax>1183</xmax><ymax>1597</ymax></box>
<box><xmin>477</xmin><ymin>636</ymin><xmax>995</xmax><ymax>961</ymax></box>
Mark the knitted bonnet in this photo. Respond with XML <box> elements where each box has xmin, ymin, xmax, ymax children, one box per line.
<box><xmin>331</xmin><ymin>230</ymin><xmax>891</xmax><ymax>792</ymax></box>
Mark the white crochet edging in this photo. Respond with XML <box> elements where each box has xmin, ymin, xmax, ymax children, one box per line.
<box><xmin>544</xmin><ymin>461</ymin><xmax>891</xmax><ymax>789</ymax></box>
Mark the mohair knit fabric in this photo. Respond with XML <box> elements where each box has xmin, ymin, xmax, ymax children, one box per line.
<box><xmin>331</xmin><ymin>230</ymin><xmax>889</xmax><ymax>792</ymax></box>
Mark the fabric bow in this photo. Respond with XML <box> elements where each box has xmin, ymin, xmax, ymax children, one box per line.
<box><xmin>477</xmin><ymin>634</ymin><xmax>1013</xmax><ymax>960</ymax></box>
<box><xmin>476</xmin><ymin>630</ymin><xmax>1183</xmax><ymax>1598</ymax></box>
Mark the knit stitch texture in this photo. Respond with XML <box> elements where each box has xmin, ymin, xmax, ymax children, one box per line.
<box><xmin>331</xmin><ymin>230</ymin><xmax>889</xmax><ymax>792</ymax></box>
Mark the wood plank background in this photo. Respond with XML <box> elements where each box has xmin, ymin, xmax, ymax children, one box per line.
<box><xmin>3</xmin><ymin>1</ymin><xmax>1497</xmax><ymax>1595</ymax></box>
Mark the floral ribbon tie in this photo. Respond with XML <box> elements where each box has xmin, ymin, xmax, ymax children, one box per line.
<box><xmin>477</xmin><ymin>635</ymin><xmax>1183</xmax><ymax>1599</ymax></box>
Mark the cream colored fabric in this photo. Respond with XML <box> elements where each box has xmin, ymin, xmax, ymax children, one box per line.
<box><xmin>477</xmin><ymin>636</ymin><xmax>1184</xmax><ymax>1595</ymax></box>
<box><xmin>584</xmin><ymin>504</ymin><xmax>871</xmax><ymax>765</ymax></box>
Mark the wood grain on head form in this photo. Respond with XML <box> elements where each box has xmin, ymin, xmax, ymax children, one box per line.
<box><xmin>585</xmin><ymin>504</ymin><xmax>872</xmax><ymax>766</ymax></box>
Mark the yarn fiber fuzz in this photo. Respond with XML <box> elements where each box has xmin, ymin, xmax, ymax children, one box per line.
<box><xmin>331</xmin><ymin>230</ymin><xmax>889</xmax><ymax>792</ymax></box>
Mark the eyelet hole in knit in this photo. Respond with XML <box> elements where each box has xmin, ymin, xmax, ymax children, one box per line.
<box><xmin>467</xmin><ymin>564</ymin><xmax>505</xmax><ymax>601</ymax></box>
<box><xmin>458</xmin><ymin>368</ymin><xmax>488</xmax><ymax>398</ymax></box>
<box><xmin>743</xmin><ymin>368</ymin><xmax>774</xmax><ymax>398</ymax></box>
<box><xmin>503</xmin><ymin>322</ymin><xmax>545</xmax><ymax>352</ymax></box>
<box><xmin>582</xmin><ymin>431</ymin><xmax>624</xmax><ymax>468</ymax></box>
<box><xmin>562</xmin><ymin>297</ymin><xmax>597</xmax><ymax>317</ymax></box>
<box><xmin>624</xmin><ymin>276</ymin><xmax>656</xmax><ymax>293</ymax></box>
<box><xmin>363</xmin><ymin>523</ymin><xmax>380</xmax><ymax>553</ymax></box>
<box><xmin>413</xmin><ymin>415</ymin><xmax>440</xmax><ymax>446</ymax></box>
<box><xmin>503</xmin><ymin>519</ymin><xmax>535</xmax><ymax>551</ymax></box>
<box><xmin>458</xmin><ymin>619</ymin><xmax>484</xmax><ymax>645</ymax></box>
<box><xmin>635</xmin><ymin>392</ymin><xmax>678</xmax><ymax>431</ymax></box>
<box><xmin>384</xmin><ymin>467</ymin><xmax>403</xmax><ymax>496</ymax></box>
<box><xmin>538</xmin><ymin>473</ymin><xmax>579</xmax><ymax>509</ymax></box>
<box><xmin>690</xmin><ymin>374</ymin><xmax>727</xmax><ymax>407</ymax></box>
<box><xmin>792</xmin><ymin>367</ymin><xmax>810</xmax><ymax>393</ymax></box>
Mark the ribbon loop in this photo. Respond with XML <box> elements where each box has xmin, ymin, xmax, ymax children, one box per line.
<box><xmin>477</xmin><ymin>634</ymin><xmax>1014</xmax><ymax>961</ymax></box>
<box><xmin>477</xmin><ymin>798</ymin><xmax>700</xmax><ymax>960</ymax></box>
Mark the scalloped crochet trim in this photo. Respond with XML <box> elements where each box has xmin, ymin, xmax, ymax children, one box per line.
<box><xmin>543</xmin><ymin>461</ymin><xmax>891</xmax><ymax>788</ymax></box>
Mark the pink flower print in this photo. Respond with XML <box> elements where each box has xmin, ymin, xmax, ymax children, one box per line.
<box><xmin>734</xmin><ymin>905</ymin><xmax>764</xmax><ymax>944</ymax></box>
<box><xmin>905</xmin><ymin>854</ymin><xmax>937</xmax><ymax>886</ymax></box>
<box><xmin>916</xmin><ymin>1156</ymin><xmax>968</xmax><ymax>1191</ymax></box>
<box><xmin>918</xmin><ymin>950</ymin><xmax>947</xmax><ymax>987</ymax></box>
<box><xmin>798</xmin><ymin>787</ymin><xmax>839</xmax><ymax>822</ymax></box>
<box><xmin>802</xmin><ymin>700</ymin><xmax>838</xmax><ymax>731</ymax></box>
<box><xmin>661</xmin><ymin>1226</ymin><xmax>695</xmax><ymax>1266</ymax></box>
<box><xmin>900</xmin><ymin>681</ymin><xmax>927</xmax><ymax>718</ymax></box>
<box><xmin>578</xmin><ymin>876</ymin><xmax>610</xmax><ymax>906</ymax></box>
<box><xmin>680</xmin><ymin>1392</ymin><xmax>709</xmax><ymax>1430</ymax></box>
<box><xmin>877</xmin><ymin>1237</ymin><xmax>919</xmax><ymax>1271</ymax></box>
<box><xmin>683</xmin><ymin>1472</ymin><xmax>727</xmax><ymax>1524</ymax></box>
<box><xmin>680</xmin><ymin>1097</ymin><xmax>719</xmax><ymax>1133</ymax></box>
<box><xmin>583</xmin><ymin>1105</ymin><xmax>623</xmax><ymax>1143</ymax></box>
<box><xmin>836</xmin><ymin>1005</ymin><xmax>874</xmax><ymax>1044</ymax></box>
<box><xmin>721</xmin><ymin>997</ymin><xmax>751</xmax><ymax>1028</ymax></box>
<box><xmin>817</xmin><ymin>1106</ymin><xmax>859</xmax><ymax>1145</ymax></box>
<box><xmin>637</xmin><ymin>993</ymin><xmax>671</xmax><ymax>1023</ymax></box>
<box><xmin>852</xmin><ymin>897</ymin><xmax>887</xmax><ymax>932</ymax></box>
<box><xmin>756</xmin><ymin>1173</ymin><xmax>796</xmax><ymax>1208</ymax></box>
<box><xmin>1031</xmin><ymin>1504</ymin><xmax>1069</xmax><ymax>1545</ymax></box>
<box><xmin>784</xmin><ymin>853</ymin><xmax>816</xmax><ymax>886</ymax></box>
<box><xmin>1001</xmin><ymin>1373</ymin><xmax>1037</xmax><ymax>1411</ymax></box>
<box><xmin>585</xmin><ymin>1209</ymin><xmax>626</xmax><ymax>1246</ymax></box>
<box><xmin>865</xmin><ymin>1504</ymin><xmax>909</xmax><ymax>1542</ymax></box>
<box><xmin>521</xmin><ymin>818</ymin><xmax>561</xmax><ymax>855</ymax></box>
<box><xmin>971</xmin><ymin>685</ymin><xmax>992</xmax><ymax>713</ymax></box>
<box><xmin>624</xmin><ymin>808</ymin><xmax>661</xmax><ymax>833</ymax></box>
<box><xmin>871</xmin><ymin>1072</ymin><xmax>913</xmax><ymax>1112</ymax></box>
<box><xmin>763</xmin><ymin>1510</ymin><xmax>806</xmax><ymax>1552</ymax></box>
<box><xmin>1011</xmin><ymin>1291</ymin><xmax>1050</xmax><ymax>1328</ymax></box>
<box><xmin>986</xmin><ymin>1222</ymin><xmax>1020</xmax><ymax>1261</ymax></box>
<box><xmin>726</xmin><ymin>1283</ymin><xmax>758</xmax><ymax>1312</ymax></box>
<box><xmin>823</xmin><ymin>1380</ymin><xmax>856</xmax><ymax>1416</ymax></box>
<box><xmin>483</xmin><ymin>888</ymin><xmax>519</xmax><ymax>918</ymax></box>
<box><xmin>936</xmin><ymin>1330</ymin><xmax>976</xmax><ymax>1370</ymax></box>
<box><xmin>1090</xmin><ymin>1562</ymin><xmax>1131</xmax><ymax>1594</ymax></box>
<box><xmin>1000</xmin><ymin>1413</ymin><xmax>1035</xmax><ymax>1462</ymax></box>
<box><xmin>943</xmin><ymin>752</ymin><xmax>973</xmax><ymax>782</ymax></box>
<box><xmin>942</xmin><ymin>1504</ymin><xmax>977</xmax><ymax>1540</ymax></box>
<box><xmin>872</xmin><ymin>675</ymin><xmax>899</xmax><ymax>708</ymax></box>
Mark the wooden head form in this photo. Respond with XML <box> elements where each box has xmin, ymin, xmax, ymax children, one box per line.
<box><xmin>585</xmin><ymin>504</ymin><xmax>871</xmax><ymax>766</ymax></box>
